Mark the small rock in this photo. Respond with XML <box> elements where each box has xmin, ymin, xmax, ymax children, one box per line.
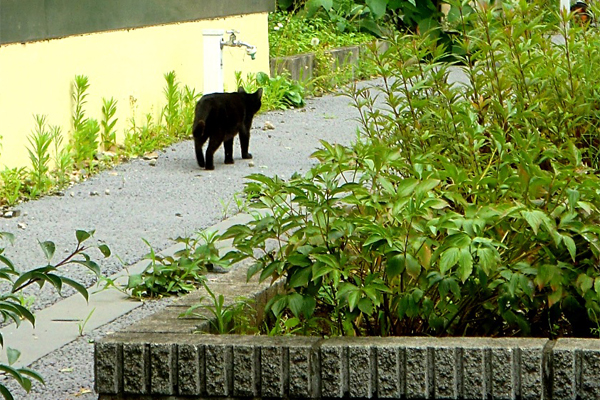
<box><xmin>90</xmin><ymin>191</ymin><xmax>100</xmax><ymax>196</ymax></box>
<box><xmin>263</xmin><ymin>121</ymin><xmax>275</xmax><ymax>130</ymax></box>
<box><xmin>105</xmin><ymin>189</ymin><xmax>111</xmax><ymax>195</ymax></box>
<box><xmin>143</xmin><ymin>152</ymin><xmax>159</xmax><ymax>160</ymax></box>
<box><xmin>17</xmin><ymin>222</ymin><xmax>26</xmax><ymax>230</ymax></box>
<box><xmin>148</xmin><ymin>160</ymin><xmax>157</xmax><ymax>167</ymax></box>
<box><xmin>70</xmin><ymin>192</ymin><xmax>75</xmax><ymax>197</ymax></box>
<box><xmin>175</xmin><ymin>212</ymin><xmax>183</xmax><ymax>217</ymax></box>
<box><xmin>248</xmin><ymin>161</ymin><xmax>255</xmax><ymax>167</ymax></box>
<box><xmin>3</xmin><ymin>210</ymin><xmax>18</xmax><ymax>218</ymax></box>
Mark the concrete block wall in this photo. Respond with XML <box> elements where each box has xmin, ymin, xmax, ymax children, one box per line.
<box><xmin>96</xmin><ymin>334</ymin><xmax>600</xmax><ymax>399</ymax></box>
<box><xmin>269</xmin><ymin>40</ymin><xmax>390</xmax><ymax>83</ymax></box>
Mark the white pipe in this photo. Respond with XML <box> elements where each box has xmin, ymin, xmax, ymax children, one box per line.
<box><xmin>202</xmin><ymin>29</ymin><xmax>224</xmax><ymax>95</ymax></box>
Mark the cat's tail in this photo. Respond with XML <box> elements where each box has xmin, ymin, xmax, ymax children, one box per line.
<box><xmin>192</xmin><ymin>120</ymin><xmax>205</xmax><ymax>138</ymax></box>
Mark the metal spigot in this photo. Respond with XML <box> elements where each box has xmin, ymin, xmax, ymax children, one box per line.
<box><xmin>220</xmin><ymin>29</ymin><xmax>257</xmax><ymax>60</ymax></box>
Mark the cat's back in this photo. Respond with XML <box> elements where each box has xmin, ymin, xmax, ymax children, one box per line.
<box><xmin>196</xmin><ymin>92</ymin><xmax>243</xmax><ymax>113</ymax></box>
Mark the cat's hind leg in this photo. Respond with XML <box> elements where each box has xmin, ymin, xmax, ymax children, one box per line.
<box><xmin>223</xmin><ymin>139</ymin><xmax>234</xmax><ymax>164</ymax></box>
<box><xmin>192</xmin><ymin>121</ymin><xmax>208</xmax><ymax>168</ymax></box>
<box><xmin>204</xmin><ymin>136</ymin><xmax>223</xmax><ymax>170</ymax></box>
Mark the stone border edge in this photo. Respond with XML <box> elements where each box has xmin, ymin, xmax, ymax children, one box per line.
<box><xmin>95</xmin><ymin>334</ymin><xmax>600</xmax><ymax>399</ymax></box>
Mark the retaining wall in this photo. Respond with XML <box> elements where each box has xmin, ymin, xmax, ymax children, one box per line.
<box><xmin>95</xmin><ymin>266</ymin><xmax>600</xmax><ymax>399</ymax></box>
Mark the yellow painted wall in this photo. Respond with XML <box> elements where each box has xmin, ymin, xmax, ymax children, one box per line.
<box><xmin>0</xmin><ymin>13</ymin><xmax>269</xmax><ymax>169</ymax></box>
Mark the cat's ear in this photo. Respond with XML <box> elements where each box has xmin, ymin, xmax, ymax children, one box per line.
<box><xmin>255</xmin><ymin>88</ymin><xmax>263</xmax><ymax>99</ymax></box>
<box><xmin>238</xmin><ymin>86</ymin><xmax>246</xmax><ymax>93</ymax></box>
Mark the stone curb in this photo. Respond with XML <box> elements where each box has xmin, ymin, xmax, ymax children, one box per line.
<box><xmin>269</xmin><ymin>40</ymin><xmax>390</xmax><ymax>83</ymax></box>
<box><xmin>95</xmin><ymin>333</ymin><xmax>600</xmax><ymax>399</ymax></box>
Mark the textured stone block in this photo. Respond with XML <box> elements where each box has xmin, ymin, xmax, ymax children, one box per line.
<box><xmin>553</xmin><ymin>348</ymin><xmax>576</xmax><ymax>400</ymax></box>
<box><xmin>405</xmin><ymin>346</ymin><xmax>431</xmax><ymax>399</ymax></box>
<box><xmin>205</xmin><ymin>343</ymin><xmax>232</xmax><ymax>396</ymax></box>
<box><xmin>289</xmin><ymin>343</ymin><xmax>318</xmax><ymax>398</ymax></box>
<box><xmin>94</xmin><ymin>342</ymin><xmax>122</xmax><ymax>394</ymax></box>
<box><xmin>233</xmin><ymin>344</ymin><xmax>259</xmax><ymax>397</ymax></box>
<box><xmin>520</xmin><ymin>346</ymin><xmax>544</xmax><ymax>400</ymax></box>
<box><xmin>580</xmin><ymin>349</ymin><xmax>600</xmax><ymax>400</ymax></box>
<box><xmin>348</xmin><ymin>345</ymin><xmax>374</xmax><ymax>398</ymax></box>
<box><xmin>433</xmin><ymin>346</ymin><xmax>460</xmax><ymax>399</ymax></box>
<box><xmin>462</xmin><ymin>347</ymin><xmax>487</xmax><ymax>399</ymax></box>
<box><xmin>261</xmin><ymin>345</ymin><xmax>287</xmax><ymax>397</ymax></box>
<box><xmin>178</xmin><ymin>343</ymin><xmax>202</xmax><ymax>396</ymax></box>
<box><xmin>321</xmin><ymin>343</ymin><xmax>347</xmax><ymax>398</ymax></box>
<box><xmin>490</xmin><ymin>347</ymin><xmax>516</xmax><ymax>400</ymax></box>
<box><xmin>122</xmin><ymin>343</ymin><xmax>148</xmax><ymax>394</ymax></box>
<box><xmin>150</xmin><ymin>343</ymin><xmax>176</xmax><ymax>395</ymax></box>
<box><xmin>375</xmin><ymin>345</ymin><xmax>403</xmax><ymax>399</ymax></box>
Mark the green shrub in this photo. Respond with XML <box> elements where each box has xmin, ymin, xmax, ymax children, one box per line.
<box><xmin>220</xmin><ymin>3</ymin><xmax>600</xmax><ymax>338</ymax></box>
<box><xmin>126</xmin><ymin>231</ymin><xmax>228</xmax><ymax>298</ymax></box>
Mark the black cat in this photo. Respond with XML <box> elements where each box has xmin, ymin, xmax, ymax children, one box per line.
<box><xmin>192</xmin><ymin>87</ymin><xmax>263</xmax><ymax>170</ymax></box>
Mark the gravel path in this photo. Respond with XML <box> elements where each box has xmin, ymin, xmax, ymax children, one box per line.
<box><xmin>0</xmin><ymin>82</ymin><xmax>372</xmax><ymax>399</ymax></box>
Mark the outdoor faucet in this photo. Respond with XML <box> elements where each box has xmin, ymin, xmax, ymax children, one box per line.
<box><xmin>221</xmin><ymin>29</ymin><xmax>257</xmax><ymax>60</ymax></box>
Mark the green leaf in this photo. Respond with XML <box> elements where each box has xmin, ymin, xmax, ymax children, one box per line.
<box><xmin>73</xmin><ymin>260</ymin><xmax>101</xmax><ymax>276</ymax></box>
<box><xmin>0</xmin><ymin>383</ymin><xmax>14</xmax><ymax>400</ymax></box>
<box><xmin>457</xmin><ymin>248</ymin><xmax>473</xmax><ymax>282</ymax></box>
<box><xmin>366</xmin><ymin>0</ymin><xmax>388</xmax><ymax>19</ymax></box>
<box><xmin>347</xmin><ymin>288</ymin><xmax>361</xmax><ymax>311</ymax></box>
<box><xmin>386</xmin><ymin>254</ymin><xmax>405</xmax><ymax>278</ymax></box>
<box><xmin>288</xmin><ymin>293</ymin><xmax>304</xmax><ymax>317</ymax></box>
<box><xmin>75</xmin><ymin>230</ymin><xmax>92</xmax><ymax>244</ymax></box>
<box><xmin>98</xmin><ymin>244</ymin><xmax>111</xmax><ymax>258</ymax></box>
<box><xmin>60</xmin><ymin>277</ymin><xmax>89</xmax><ymax>302</ymax></box>
<box><xmin>440</xmin><ymin>247</ymin><xmax>460</xmax><ymax>274</ymax></box>
<box><xmin>377</xmin><ymin>175</ymin><xmax>396</xmax><ymax>195</ymax></box>
<box><xmin>561</xmin><ymin>234</ymin><xmax>576</xmax><ymax>262</ymax></box>
<box><xmin>38</xmin><ymin>241</ymin><xmax>55</xmax><ymax>262</ymax></box>
<box><xmin>576</xmin><ymin>274</ymin><xmax>594</xmax><ymax>294</ymax></box>
<box><xmin>358</xmin><ymin>297</ymin><xmax>374</xmax><ymax>315</ymax></box>
<box><xmin>405</xmin><ymin>254</ymin><xmax>421</xmax><ymax>280</ymax></box>
<box><xmin>6</xmin><ymin>348</ymin><xmax>20</xmax><ymax>366</ymax></box>
<box><xmin>397</xmin><ymin>178</ymin><xmax>419</xmax><ymax>197</ymax></box>
<box><xmin>521</xmin><ymin>210</ymin><xmax>547</xmax><ymax>236</ymax></box>
<box><xmin>288</xmin><ymin>267</ymin><xmax>311</xmax><ymax>288</ymax></box>
<box><xmin>443</xmin><ymin>233</ymin><xmax>471</xmax><ymax>249</ymax></box>
<box><xmin>127</xmin><ymin>274</ymin><xmax>143</xmax><ymax>289</ymax></box>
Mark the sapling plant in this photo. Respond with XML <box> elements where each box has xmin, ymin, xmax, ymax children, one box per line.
<box><xmin>71</xmin><ymin>76</ymin><xmax>99</xmax><ymax>166</ymax></box>
<box><xmin>26</xmin><ymin>115</ymin><xmax>53</xmax><ymax>197</ymax></box>
<box><xmin>100</xmin><ymin>97</ymin><xmax>118</xmax><ymax>151</ymax></box>
<box><xmin>0</xmin><ymin>230</ymin><xmax>110</xmax><ymax>399</ymax></box>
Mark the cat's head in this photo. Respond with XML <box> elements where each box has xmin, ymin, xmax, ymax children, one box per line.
<box><xmin>238</xmin><ymin>87</ymin><xmax>263</xmax><ymax>113</ymax></box>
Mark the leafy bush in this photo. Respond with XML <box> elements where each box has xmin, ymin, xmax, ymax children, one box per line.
<box><xmin>220</xmin><ymin>3</ymin><xmax>600</xmax><ymax>338</ymax></box>
<box><xmin>126</xmin><ymin>231</ymin><xmax>228</xmax><ymax>298</ymax></box>
<box><xmin>269</xmin><ymin>11</ymin><xmax>374</xmax><ymax>57</ymax></box>
<box><xmin>0</xmin><ymin>230</ymin><xmax>110</xmax><ymax>399</ymax></box>
<box><xmin>236</xmin><ymin>71</ymin><xmax>306</xmax><ymax>111</ymax></box>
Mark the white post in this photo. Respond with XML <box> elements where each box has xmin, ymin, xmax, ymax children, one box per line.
<box><xmin>202</xmin><ymin>30</ymin><xmax>224</xmax><ymax>95</ymax></box>
<box><xmin>560</xmin><ymin>0</ymin><xmax>570</xmax><ymax>13</ymax></box>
